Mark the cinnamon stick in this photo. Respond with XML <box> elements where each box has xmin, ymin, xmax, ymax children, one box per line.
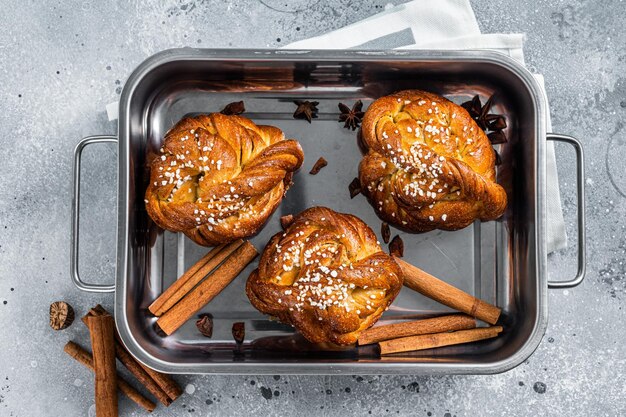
<box><xmin>379</xmin><ymin>326</ymin><xmax>503</xmax><ymax>355</ymax></box>
<box><xmin>113</xmin><ymin>339</ymin><xmax>172</xmax><ymax>406</ymax></box>
<box><xmin>395</xmin><ymin>257</ymin><xmax>501</xmax><ymax>325</ymax></box>
<box><xmin>358</xmin><ymin>314</ymin><xmax>476</xmax><ymax>345</ymax></box>
<box><xmin>149</xmin><ymin>240</ymin><xmax>243</xmax><ymax>317</ymax></box>
<box><xmin>87</xmin><ymin>314</ymin><xmax>118</xmax><ymax>417</ymax></box>
<box><xmin>64</xmin><ymin>341</ymin><xmax>156</xmax><ymax>412</ymax></box>
<box><xmin>157</xmin><ymin>241</ymin><xmax>258</xmax><ymax>335</ymax></box>
<box><xmin>136</xmin><ymin>362</ymin><xmax>183</xmax><ymax>403</ymax></box>
<box><xmin>83</xmin><ymin>306</ymin><xmax>181</xmax><ymax>405</ymax></box>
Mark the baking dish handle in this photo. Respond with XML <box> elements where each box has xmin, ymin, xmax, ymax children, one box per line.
<box><xmin>70</xmin><ymin>135</ymin><xmax>118</xmax><ymax>293</ymax></box>
<box><xmin>546</xmin><ymin>133</ymin><xmax>586</xmax><ymax>288</ymax></box>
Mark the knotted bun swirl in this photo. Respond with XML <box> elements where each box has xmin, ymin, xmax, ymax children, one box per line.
<box><xmin>246</xmin><ymin>207</ymin><xmax>402</xmax><ymax>345</ymax></box>
<box><xmin>359</xmin><ymin>90</ymin><xmax>507</xmax><ymax>232</ymax></box>
<box><xmin>145</xmin><ymin>113</ymin><xmax>304</xmax><ymax>245</ymax></box>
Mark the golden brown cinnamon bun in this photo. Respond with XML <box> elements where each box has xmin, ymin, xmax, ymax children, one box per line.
<box><xmin>145</xmin><ymin>113</ymin><xmax>304</xmax><ymax>245</ymax></box>
<box><xmin>358</xmin><ymin>90</ymin><xmax>507</xmax><ymax>232</ymax></box>
<box><xmin>246</xmin><ymin>207</ymin><xmax>403</xmax><ymax>345</ymax></box>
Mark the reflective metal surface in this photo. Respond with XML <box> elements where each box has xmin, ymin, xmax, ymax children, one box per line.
<box><xmin>114</xmin><ymin>49</ymin><xmax>549</xmax><ymax>374</ymax></box>
<box><xmin>71</xmin><ymin>135</ymin><xmax>118</xmax><ymax>293</ymax></box>
<box><xmin>545</xmin><ymin>134</ymin><xmax>586</xmax><ymax>288</ymax></box>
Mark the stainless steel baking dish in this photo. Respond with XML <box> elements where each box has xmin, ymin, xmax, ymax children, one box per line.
<box><xmin>70</xmin><ymin>49</ymin><xmax>586</xmax><ymax>374</ymax></box>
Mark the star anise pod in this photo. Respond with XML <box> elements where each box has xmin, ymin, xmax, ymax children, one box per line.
<box><xmin>338</xmin><ymin>100</ymin><xmax>365</xmax><ymax>130</ymax></box>
<box><xmin>220</xmin><ymin>100</ymin><xmax>245</xmax><ymax>115</ymax></box>
<box><xmin>478</xmin><ymin>95</ymin><xmax>494</xmax><ymax>130</ymax></box>
<box><xmin>461</xmin><ymin>95</ymin><xmax>483</xmax><ymax>120</ymax></box>
<box><xmin>293</xmin><ymin>100</ymin><xmax>319</xmax><ymax>123</ymax></box>
<box><xmin>488</xmin><ymin>130</ymin><xmax>507</xmax><ymax>145</ymax></box>
<box><xmin>485</xmin><ymin>114</ymin><xmax>507</xmax><ymax>131</ymax></box>
<box><xmin>461</xmin><ymin>94</ymin><xmax>507</xmax><ymax>144</ymax></box>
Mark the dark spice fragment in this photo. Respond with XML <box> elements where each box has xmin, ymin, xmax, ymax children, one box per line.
<box><xmin>460</xmin><ymin>94</ymin><xmax>507</xmax><ymax>144</ymax></box>
<box><xmin>485</xmin><ymin>114</ymin><xmax>507</xmax><ymax>131</ymax></box>
<box><xmin>49</xmin><ymin>301</ymin><xmax>75</xmax><ymax>330</ymax></box>
<box><xmin>283</xmin><ymin>172</ymin><xmax>294</xmax><ymax>190</ymax></box>
<box><xmin>461</xmin><ymin>95</ymin><xmax>482</xmax><ymax>120</ymax></box>
<box><xmin>478</xmin><ymin>95</ymin><xmax>494</xmax><ymax>130</ymax></box>
<box><xmin>293</xmin><ymin>100</ymin><xmax>319</xmax><ymax>123</ymax></box>
<box><xmin>232</xmin><ymin>322</ymin><xmax>245</xmax><ymax>344</ymax></box>
<box><xmin>388</xmin><ymin>235</ymin><xmax>404</xmax><ymax>258</ymax></box>
<box><xmin>220</xmin><ymin>101</ymin><xmax>245</xmax><ymax>115</ymax></box>
<box><xmin>280</xmin><ymin>214</ymin><xmax>294</xmax><ymax>230</ymax></box>
<box><xmin>487</xmin><ymin>130</ymin><xmax>507</xmax><ymax>145</ymax></box>
<box><xmin>309</xmin><ymin>157</ymin><xmax>328</xmax><ymax>175</ymax></box>
<box><xmin>338</xmin><ymin>100</ymin><xmax>365</xmax><ymax>131</ymax></box>
<box><xmin>195</xmin><ymin>315</ymin><xmax>213</xmax><ymax>337</ymax></box>
<box><xmin>494</xmin><ymin>149</ymin><xmax>502</xmax><ymax>166</ymax></box>
<box><xmin>381</xmin><ymin>222</ymin><xmax>391</xmax><ymax>244</ymax></box>
<box><xmin>348</xmin><ymin>177</ymin><xmax>362</xmax><ymax>198</ymax></box>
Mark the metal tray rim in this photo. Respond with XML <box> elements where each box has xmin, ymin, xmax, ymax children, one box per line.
<box><xmin>115</xmin><ymin>48</ymin><xmax>548</xmax><ymax>375</ymax></box>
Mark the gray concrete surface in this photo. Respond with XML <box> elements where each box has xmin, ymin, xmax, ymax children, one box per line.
<box><xmin>1</xmin><ymin>0</ymin><xmax>625</xmax><ymax>415</ymax></box>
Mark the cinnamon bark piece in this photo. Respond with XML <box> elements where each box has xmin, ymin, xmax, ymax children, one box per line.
<box><xmin>379</xmin><ymin>326</ymin><xmax>503</xmax><ymax>355</ymax></box>
<box><xmin>83</xmin><ymin>305</ymin><xmax>181</xmax><ymax>405</ymax></box>
<box><xmin>358</xmin><ymin>314</ymin><xmax>476</xmax><ymax>345</ymax></box>
<box><xmin>149</xmin><ymin>241</ymin><xmax>242</xmax><ymax>317</ymax></box>
<box><xmin>86</xmin><ymin>314</ymin><xmax>118</xmax><ymax>417</ymax></box>
<box><xmin>395</xmin><ymin>257</ymin><xmax>501</xmax><ymax>325</ymax></box>
<box><xmin>64</xmin><ymin>341</ymin><xmax>156</xmax><ymax>412</ymax></box>
<box><xmin>156</xmin><ymin>241</ymin><xmax>258</xmax><ymax>335</ymax></box>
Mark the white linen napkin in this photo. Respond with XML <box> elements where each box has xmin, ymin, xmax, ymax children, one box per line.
<box><xmin>286</xmin><ymin>0</ymin><xmax>567</xmax><ymax>253</ymax></box>
<box><xmin>105</xmin><ymin>0</ymin><xmax>566</xmax><ymax>252</ymax></box>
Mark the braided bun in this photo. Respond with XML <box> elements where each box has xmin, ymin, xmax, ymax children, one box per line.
<box><xmin>246</xmin><ymin>207</ymin><xmax>402</xmax><ymax>345</ymax></box>
<box><xmin>359</xmin><ymin>90</ymin><xmax>507</xmax><ymax>232</ymax></box>
<box><xmin>145</xmin><ymin>113</ymin><xmax>304</xmax><ymax>245</ymax></box>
